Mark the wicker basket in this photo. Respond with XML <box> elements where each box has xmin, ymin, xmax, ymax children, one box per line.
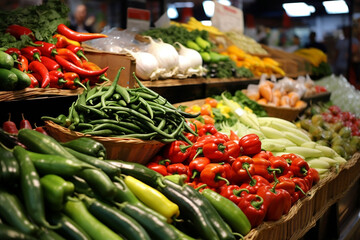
<box><xmin>44</xmin><ymin>121</ymin><xmax>165</xmax><ymax>164</ymax></box>
<box><xmin>259</xmin><ymin>103</ymin><xmax>307</xmax><ymax>121</ymax></box>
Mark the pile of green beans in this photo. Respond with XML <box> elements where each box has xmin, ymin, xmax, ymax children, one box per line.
<box><xmin>42</xmin><ymin>68</ymin><xmax>199</xmax><ymax>143</ymax></box>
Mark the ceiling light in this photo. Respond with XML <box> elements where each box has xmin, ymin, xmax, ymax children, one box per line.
<box><xmin>167</xmin><ymin>5</ymin><xmax>178</xmax><ymax>19</ymax></box>
<box><xmin>282</xmin><ymin>2</ymin><xmax>316</xmax><ymax>17</ymax></box>
<box><xmin>323</xmin><ymin>0</ymin><xmax>349</xmax><ymax>14</ymax></box>
<box><xmin>203</xmin><ymin>0</ymin><xmax>231</xmax><ymax>18</ymax></box>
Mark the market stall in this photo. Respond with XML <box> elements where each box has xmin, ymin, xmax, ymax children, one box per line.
<box><xmin>1</xmin><ymin>1</ymin><xmax>360</xmax><ymax>240</ymax></box>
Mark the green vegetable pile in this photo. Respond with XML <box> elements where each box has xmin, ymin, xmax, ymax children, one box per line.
<box><xmin>204</xmin><ymin>59</ymin><xmax>254</xmax><ymax>79</ymax></box>
<box><xmin>0</xmin><ymin>0</ymin><xmax>69</xmax><ymax>49</ymax></box>
<box><xmin>42</xmin><ymin>68</ymin><xmax>198</xmax><ymax>143</ymax></box>
<box><xmin>141</xmin><ymin>25</ymin><xmax>210</xmax><ymax>47</ymax></box>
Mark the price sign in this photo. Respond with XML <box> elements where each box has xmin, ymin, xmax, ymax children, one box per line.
<box><xmin>211</xmin><ymin>2</ymin><xmax>244</xmax><ymax>33</ymax></box>
<box><xmin>127</xmin><ymin>8</ymin><xmax>150</xmax><ymax>31</ymax></box>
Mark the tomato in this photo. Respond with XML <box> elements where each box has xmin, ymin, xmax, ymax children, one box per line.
<box><xmin>205</xmin><ymin>97</ymin><xmax>218</xmax><ymax>108</ymax></box>
<box><xmin>328</xmin><ymin>105</ymin><xmax>341</xmax><ymax>115</ymax></box>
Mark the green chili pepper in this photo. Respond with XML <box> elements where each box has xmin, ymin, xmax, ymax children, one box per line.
<box><xmin>0</xmin><ymin>223</ymin><xmax>37</xmax><ymax>240</ymax></box>
<box><xmin>61</xmin><ymin>137</ymin><xmax>107</xmax><ymax>159</ymax></box>
<box><xmin>13</xmin><ymin>146</ymin><xmax>60</xmax><ymax>230</ymax></box>
<box><xmin>40</xmin><ymin>174</ymin><xmax>74</xmax><ymax>211</ymax></box>
<box><xmin>0</xmin><ymin>143</ymin><xmax>19</xmax><ymax>185</ymax></box>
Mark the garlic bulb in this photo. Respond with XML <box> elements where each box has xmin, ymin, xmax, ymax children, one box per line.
<box><xmin>176</xmin><ymin>42</ymin><xmax>202</xmax><ymax>69</ymax></box>
<box><xmin>146</xmin><ymin>37</ymin><xmax>179</xmax><ymax>73</ymax></box>
<box><xmin>126</xmin><ymin>50</ymin><xmax>165</xmax><ymax>80</ymax></box>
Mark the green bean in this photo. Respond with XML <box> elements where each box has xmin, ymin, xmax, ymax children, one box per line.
<box><xmin>115</xmin><ymin>85</ymin><xmax>131</xmax><ymax>104</ymax></box>
<box><xmin>137</xmin><ymin>108</ymin><xmax>149</xmax><ymax>116</ymax></box>
<box><xmin>135</xmin><ymin>92</ymin><xmax>160</xmax><ymax>101</ymax></box>
<box><xmin>118</xmin><ymin>100</ymin><xmax>127</xmax><ymax>107</ymax></box>
<box><xmin>75</xmin><ymin>123</ymin><xmax>94</xmax><ymax>131</ymax></box>
<box><xmin>78</xmin><ymin>104</ymin><xmax>109</xmax><ymax>118</ymax></box>
<box><xmin>130</xmin><ymin>102</ymin><xmax>142</xmax><ymax>110</ymax></box>
<box><xmin>112</xmin><ymin>93</ymin><xmax>121</xmax><ymax>100</ymax></box>
<box><xmin>114</xmin><ymin>132</ymin><xmax>158</xmax><ymax>140</ymax></box>
<box><xmin>129</xmin><ymin>94</ymin><xmax>140</xmax><ymax>103</ymax></box>
<box><xmin>102</xmin><ymin>106</ymin><xmax>154</xmax><ymax>124</ymax></box>
<box><xmin>82</xmin><ymin>129</ymin><xmax>113</xmax><ymax>136</ymax></box>
<box><xmin>101</xmin><ymin>67</ymin><xmax>124</xmax><ymax>108</ymax></box>
<box><xmin>139</xmin><ymin>97</ymin><xmax>153</xmax><ymax>119</ymax></box>
<box><xmin>170</xmin><ymin>119</ymin><xmax>185</xmax><ymax>139</ymax></box>
<box><xmin>137</xmin><ymin>118</ymin><xmax>173</xmax><ymax>139</ymax></box>
<box><xmin>66</xmin><ymin>102</ymin><xmax>76</xmax><ymax>127</ymax></box>
<box><xmin>157</xmin><ymin>118</ymin><xmax>166</xmax><ymax>130</ymax></box>
<box><xmin>147</xmin><ymin>101</ymin><xmax>178</xmax><ymax>114</ymax></box>
<box><xmin>92</xmin><ymin>123</ymin><xmax>136</xmax><ymax>134</ymax></box>
<box><xmin>179</xmin><ymin>132</ymin><xmax>193</xmax><ymax>145</ymax></box>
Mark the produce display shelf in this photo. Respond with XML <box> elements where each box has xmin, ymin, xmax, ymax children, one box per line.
<box><xmin>245</xmin><ymin>152</ymin><xmax>360</xmax><ymax>240</ymax></box>
<box><xmin>0</xmin><ymin>88</ymin><xmax>83</xmax><ymax>102</ymax></box>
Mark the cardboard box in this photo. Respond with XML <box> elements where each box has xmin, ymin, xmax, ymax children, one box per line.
<box><xmin>83</xmin><ymin>44</ymin><xmax>136</xmax><ymax>88</ymax></box>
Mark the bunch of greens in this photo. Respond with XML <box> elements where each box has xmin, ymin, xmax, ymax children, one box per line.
<box><xmin>0</xmin><ymin>0</ymin><xmax>69</xmax><ymax>49</ymax></box>
<box><xmin>142</xmin><ymin>25</ymin><xmax>209</xmax><ymax>46</ymax></box>
<box><xmin>204</xmin><ymin>59</ymin><xmax>254</xmax><ymax>79</ymax></box>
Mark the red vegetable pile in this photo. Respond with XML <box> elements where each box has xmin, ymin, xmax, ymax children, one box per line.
<box><xmin>4</xmin><ymin>24</ymin><xmax>109</xmax><ymax>90</ymax></box>
<box><xmin>147</xmin><ymin>123</ymin><xmax>320</xmax><ymax>228</ymax></box>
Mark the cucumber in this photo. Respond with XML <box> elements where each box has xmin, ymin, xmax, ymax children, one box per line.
<box><xmin>0</xmin><ymin>68</ymin><xmax>18</xmax><ymax>91</ymax></box>
<box><xmin>10</xmin><ymin>68</ymin><xmax>31</xmax><ymax>90</ymax></box>
<box><xmin>0</xmin><ymin>51</ymin><xmax>14</xmax><ymax>69</ymax></box>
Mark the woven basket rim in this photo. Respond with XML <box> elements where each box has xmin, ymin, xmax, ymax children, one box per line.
<box><xmin>44</xmin><ymin>120</ymin><xmax>164</xmax><ymax>145</ymax></box>
<box><xmin>259</xmin><ymin>103</ymin><xmax>307</xmax><ymax>111</ymax></box>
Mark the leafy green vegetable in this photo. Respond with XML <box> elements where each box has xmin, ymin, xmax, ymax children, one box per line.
<box><xmin>0</xmin><ymin>0</ymin><xmax>69</xmax><ymax>49</ymax></box>
<box><xmin>204</xmin><ymin>59</ymin><xmax>253</xmax><ymax>79</ymax></box>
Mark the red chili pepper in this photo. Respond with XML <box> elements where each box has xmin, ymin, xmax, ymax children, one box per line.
<box><xmin>17</xmin><ymin>55</ymin><xmax>29</xmax><ymax>72</ymax></box>
<box><xmin>231</xmin><ymin>156</ymin><xmax>256</xmax><ymax>184</ymax></box>
<box><xmin>54</xmin><ymin>55</ymin><xmax>108</xmax><ymax>78</ymax></box>
<box><xmin>240</xmin><ymin>175</ymin><xmax>270</xmax><ymax>194</ymax></box>
<box><xmin>268</xmin><ymin>156</ymin><xmax>290</xmax><ymax>177</ymax></box>
<box><xmin>146</xmin><ymin>162</ymin><xmax>168</xmax><ymax>176</ymax></box>
<box><xmin>253</xmin><ymin>157</ymin><xmax>274</xmax><ymax>181</ymax></box>
<box><xmin>291</xmin><ymin>177</ymin><xmax>309</xmax><ymax>198</ymax></box>
<box><xmin>162</xmin><ymin>140</ymin><xmax>192</xmax><ymax>164</ymax></box>
<box><xmin>57</xmin><ymin>48</ymin><xmax>83</xmax><ymax>67</ymax></box>
<box><xmin>67</xmin><ymin>45</ymin><xmax>88</xmax><ymax>61</ymax></box>
<box><xmin>49</xmin><ymin>70</ymin><xmax>66</xmax><ymax>89</ymax></box>
<box><xmin>20</xmin><ymin>113</ymin><xmax>32</xmax><ymax>129</ymax></box>
<box><xmin>203</xmin><ymin>141</ymin><xmax>227</xmax><ymax>162</ymax></box>
<box><xmin>5</xmin><ymin>48</ymin><xmax>21</xmax><ymax>61</ymax></box>
<box><xmin>20</xmin><ymin>46</ymin><xmax>41</xmax><ymax>62</ymax></box>
<box><xmin>53</xmin><ymin>34</ymin><xmax>81</xmax><ymax>48</ymax></box>
<box><xmin>289</xmin><ymin>157</ymin><xmax>309</xmax><ymax>178</ymax></box>
<box><xmin>198</xmin><ymin>124</ymin><xmax>218</xmax><ymax>136</ymax></box>
<box><xmin>62</xmin><ymin>72</ymin><xmax>86</xmax><ymax>90</ymax></box>
<box><xmin>57</xmin><ymin>24</ymin><xmax>108</xmax><ymax>42</ymax></box>
<box><xmin>28</xmin><ymin>61</ymin><xmax>50</xmax><ymax>88</ymax></box>
<box><xmin>220</xmin><ymin>185</ymin><xmax>249</xmax><ymax>205</ymax></box>
<box><xmin>39</xmin><ymin>56</ymin><xmax>61</xmax><ymax>71</ymax></box>
<box><xmin>34</xmin><ymin>41</ymin><xmax>58</xmax><ymax>57</ymax></box>
<box><xmin>5</xmin><ymin>24</ymin><xmax>35</xmax><ymax>40</ymax></box>
<box><xmin>253</xmin><ymin>150</ymin><xmax>273</xmax><ymax>160</ymax></box>
<box><xmin>305</xmin><ymin>168</ymin><xmax>320</xmax><ymax>187</ymax></box>
<box><xmin>81</xmin><ymin>60</ymin><xmax>110</xmax><ymax>84</ymax></box>
<box><xmin>257</xmin><ymin>183</ymin><xmax>292</xmax><ymax>221</ymax></box>
<box><xmin>2</xmin><ymin>113</ymin><xmax>18</xmax><ymax>134</ymax></box>
<box><xmin>200</xmin><ymin>163</ymin><xmax>230</xmax><ymax>188</ymax></box>
<box><xmin>188</xmin><ymin>157</ymin><xmax>210</xmax><ymax>179</ymax></box>
<box><xmin>167</xmin><ymin>163</ymin><xmax>189</xmax><ymax>176</ymax></box>
<box><xmin>26</xmin><ymin>73</ymin><xmax>39</xmax><ymax>88</ymax></box>
<box><xmin>237</xmin><ymin>194</ymin><xmax>267</xmax><ymax>228</ymax></box>
<box><xmin>239</xmin><ymin>133</ymin><xmax>262</xmax><ymax>156</ymax></box>
<box><xmin>229</xmin><ymin>130</ymin><xmax>240</xmax><ymax>141</ymax></box>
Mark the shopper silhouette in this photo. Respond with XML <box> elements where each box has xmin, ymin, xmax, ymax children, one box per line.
<box><xmin>305</xmin><ymin>31</ymin><xmax>327</xmax><ymax>53</ymax></box>
<box><xmin>69</xmin><ymin>4</ymin><xmax>95</xmax><ymax>33</ymax></box>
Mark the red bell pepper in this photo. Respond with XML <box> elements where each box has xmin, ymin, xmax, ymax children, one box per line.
<box><xmin>5</xmin><ymin>24</ymin><xmax>35</xmax><ymax>40</ymax></box>
<box><xmin>237</xmin><ymin>194</ymin><xmax>267</xmax><ymax>228</ymax></box>
<box><xmin>62</xmin><ymin>72</ymin><xmax>86</xmax><ymax>90</ymax></box>
<box><xmin>291</xmin><ymin>177</ymin><xmax>309</xmax><ymax>198</ymax></box>
<box><xmin>229</xmin><ymin>130</ymin><xmax>240</xmax><ymax>141</ymax></box>
<box><xmin>146</xmin><ymin>162</ymin><xmax>168</xmax><ymax>176</ymax></box>
<box><xmin>17</xmin><ymin>55</ymin><xmax>29</xmax><ymax>72</ymax></box>
<box><xmin>39</xmin><ymin>56</ymin><xmax>61</xmax><ymax>72</ymax></box>
<box><xmin>67</xmin><ymin>45</ymin><xmax>88</xmax><ymax>61</ymax></box>
<box><xmin>57</xmin><ymin>48</ymin><xmax>83</xmax><ymax>68</ymax></box>
<box><xmin>231</xmin><ymin>156</ymin><xmax>256</xmax><ymax>183</ymax></box>
<box><xmin>162</xmin><ymin>140</ymin><xmax>192</xmax><ymax>164</ymax></box>
<box><xmin>54</xmin><ymin>55</ymin><xmax>108</xmax><ymax>78</ymax></box>
<box><xmin>213</xmin><ymin>132</ymin><xmax>230</xmax><ymax>142</ymax></box>
<box><xmin>26</xmin><ymin>73</ymin><xmax>39</xmax><ymax>88</ymax></box>
<box><xmin>223</xmin><ymin>163</ymin><xmax>237</xmax><ymax>184</ymax></box>
<box><xmin>224</xmin><ymin>140</ymin><xmax>241</xmax><ymax>160</ymax></box>
<box><xmin>28</xmin><ymin>61</ymin><xmax>50</xmax><ymax>88</ymax></box>
<box><xmin>220</xmin><ymin>185</ymin><xmax>249</xmax><ymax>205</ymax></box>
<box><xmin>200</xmin><ymin>163</ymin><xmax>230</xmax><ymax>188</ymax></box>
<box><xmin>53</xmin><ymin>34</ymin><xmax>81</xmax><ymax>48</ymax></box>
<box><xmin>198</xmin><ymin>124</ymin><xmax>218</xmax><ymax>136</ymax></box>
<box><xmin>5</xmin><ymin>48</ymin><xmax>21</xmax><ymax>61</ymax></box>
<box><xmin>305</xmin><ymin>168</ymin><xmax>320</xmax><ymax>187</ymax></box>
<box><xmin>20</xmin><ymin>113</ymin><xmax>32</xmax><ymax>129</ymax></box>
<box><xmin>268</xmin><ymin>156</ymin><xmax>290</xmax><ymax>177</ymax></box>
<box><xmin>34</xmin><ymin>41</ymin><xmax>58</xmax><ymax>57</ymax></box>
<box><xmin>253</xmin><ymin>150</ymin><xmax>273</xmax><ymax>160</ymax></box>
<box><xmin>240</xmin><ymin>175</ymin><xmax>270</xmax><ymax>194</ymax></box>
<box><xmin>21</xmin><ymin>46</ymin><xmax>41</xmax><ymax>62</ymax></box>
<box><xmin>257</xmin><ymin>183</ymin><xmax>292</xmax><ymax>221</ymax></box>
<box><xmin>289</xmin><ymin>157</ymin><xmax>309</xmax><ymax>178</ymax></box>
<box><xmin>239</xmin><ymin>133</ymin><xmax>262</xmax><ymax>156</ymax></box>
<box><xmin>167</xmin><ymin>163</ymin><xmax>189</xmax><ymax>176</ymax></box>
<box><xmin>49</xmin><ymin>70</ymin><xmax>66</xmax><ymax>89</ymax></box>
<box><xmin>189</xmin><ymin>157</ymin><xmax>210</xmax><ymax>179</ymax></box>
<box><xmin>188</xmin><ymin>135</ymin><xmax>226</xmax><ymax>160</ymax></box>
<box><xmin>281</xmin><ymin>153</ymin><xmax>299</xmax><ymax>164</ymax></box>
<box><xmin>253</xmin><ymin>157</ymin><xmax>274</xmax><ymax>181</ymax></box>
<box><xmin>202</xmin><ymin>141</ymin><xmax>227</xmax><ymax>162</ymax></box>
<box><xmin>57</xmin><ymin>24</ymin><xmax>108</xmax><ymax>42</ymax></box>
<box><xmin>274</xmin><ymin>176</ymin><xmax>297</xmax><ymax>205</ymax></box>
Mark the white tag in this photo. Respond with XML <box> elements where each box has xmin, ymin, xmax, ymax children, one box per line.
<box><xmin>155</xmin><ymin>12</ymin><xmax>171</xmax><ymax>28</ymax></box>
<box><xmin>211</xmin><ymin>2</ymin><xmax>244</xmax><ymax>33</ymax></box>
<box><xmin>127</xmin><ymin>8</ymin><xmax>150</xmax><ymax>32</ymax></box>
<box><xmin>235</xmin><ymin>108</ymin><xmax>244</xmax><ymax>117</ymax></box>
